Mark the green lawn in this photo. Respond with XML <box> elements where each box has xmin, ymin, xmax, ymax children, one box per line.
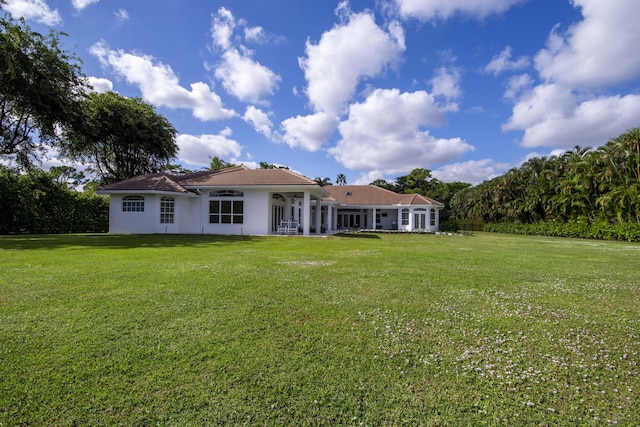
<box><xmin>1</xmin><ymin>232</ymin><xmax>639</xmax><ymax>426</ymax></box>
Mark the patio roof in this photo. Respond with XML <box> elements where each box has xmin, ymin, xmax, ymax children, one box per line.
<box><xmin>324</xmin><ymin>185</ymin><xmax>444</xmax><ymax>207</ymax></box>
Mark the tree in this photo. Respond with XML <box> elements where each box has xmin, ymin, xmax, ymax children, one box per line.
<box><xmin>336</xmin><ymin>173</ymin><xmax>347</xmax><ymax>185</ymax></box>
<box><xmin>259</xmin><ymin>162</ymin><xmax>289</xmax><ymax>170</ymax></box>
<box><xmin>209</xmin><ymin>156</ymin><xmax>235</xmax><ymax>171</ymax></box>
<box><xmin>61</xmin><ymin>91</ymin><xmax>177</xmax><ymax>183</ymax></box>
<box><xmin>314</xmin><ymin>177</ymin><xmax>332</xmax><ymax>186</ymax></box>
<box><xmin>0</xmin><ymin>14</ymin><xmax>87</xmax><ymax>169</ymax></box>
<box><xmin>370</xmin><ymin>178</ymin><xmax>397</xmax><ymax>192</ymax></box>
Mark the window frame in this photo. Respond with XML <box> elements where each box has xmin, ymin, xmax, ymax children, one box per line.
<box><xmin>122</xmin><ymin>196</ymin><xmax>145</xmax><ymax>212</ymax></box>
<box><xmin>160</xmin><ymin>196</ymin><xmax>175</xmax><ymax>224</ymax></box>
<box><xmin>209</xmin><ymin>190</ymin><xmax>244</xmax><ymax>225</ymax></box>
<box><xmin>401</xmin><ymin>208</ymin><xmax>409</xmax><ymax>226</ymax></box>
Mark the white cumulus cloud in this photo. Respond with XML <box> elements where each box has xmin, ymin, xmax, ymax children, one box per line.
<box><xmin>329</xmin><ymin>88</ymin><xmax>474</xmax><ymax>174</ymax></box>
<box><xmin>176</xmin><ymin>131</ymin><xmax>242</xmax><ymax>167</ymax></box>
<box><xmin>485</xmin><ymin>46</ymin><xmax>530</xmax><ymax>76</ymax></box>
<box><xmin>3</xmin><ymin>0</ymin><xmax>61</xmax><ymax>25</ymax></box>
<box><xmin>211</xmin><ymin>8</ymin><xmax>280</xmax><ymax>103</ymax></box>
<box><xmin>504</xmin><ymin>0</ymin><xmax>640</xmax><ymax>149</ymax></box>
<box><xmin>394</xmin><ymin>0</ymin><xmax>524</xmax><ymax>21</ymax></box>
<box><xmin>535</xmin><ymin>0</ymin><xmax>640</xmax><ymax>88</ymax></box>
<box><xmin>243</xmin><ymin>106</ymin><xmax>273</xmax><ymax>139</ymax></box>
<box><xmin>72</xmin><ymin>0</ymin><xmax>98</xmax><ymax>11</ymax></box>
<box><xmin>214</xmin><ymin>49</ymin><xmax>280</xmax><ymax>103</ymax></box>
<box><xmin>86</xmin><ymin>76</ymin><xmax>113</xmax><ymax>93</ymax></box>
<box><xmin>280</xmin><ymin>113</ymin><xmax>339</xmax><ymax>152</ymax></box>
<box><xmin>433</xmin><ymin>159</ymin><xmax>510</xmax><ymax>185</ymax></box>
<box><xmin>90</xmin><ymin>41</ymin><xmax>236</xmax><ymax>122</ymax></box>
<box><xmin>299</xmin><ymin>8</ymin><xmax>405</xmax><ymax>116</ymax></box>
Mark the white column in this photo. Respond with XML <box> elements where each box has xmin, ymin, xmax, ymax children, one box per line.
<box><xmin>315</xmin><ymin>198</ymin><xmax>321</xmax><ymax>234</ymax></box>
<box><xmin>302</xmin><ymin>191</ymin><xmax>311</xmax><ymax>235</ymax></box>
<box><xmin>408</xmin><ymin>208</ymin><xmax>414</xmax><ymax>231</ymax></box>
<box><xmin>284</xmin><ymin>198</ymin><xmax>291</xmax><ymax>221</ymax></box>
<box><xmin>372</xmin><ymin>207</ymin><xmax>377</xmax><ymax>229</ymax></box>
<box><xmin>327</xmin><ymin>204</ymin><xmax>333</xmax><ymax>233</ymax></box>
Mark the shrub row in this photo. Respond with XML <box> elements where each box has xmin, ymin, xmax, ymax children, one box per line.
<box><xmin>0</xmin><ymin>167</ymin><xmax>109</xmax><ymax>234</ymax></box>
<box><xmin>483</xmin><ymin>221</ymin><xmax>640</xmax><ymax>242</ymax></box>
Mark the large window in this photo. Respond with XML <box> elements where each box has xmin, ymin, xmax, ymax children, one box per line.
<box><xmin>160</xmin><ymin>197</ymin><xmax>175</xmax><ymax>224</ymax></box>
<box><xmin>430</xmin><ymin>209</ymin><xmax>436</xmax><ymax>226</ymax></box>
<box><xmin>401</xmin><ymin>208</ymin><xmax>409</xmax><ymax>226</ymax></box>
<box><xmin>209</xmin><ymin>190</ymin><xmax>244</xmax><ymax>224</ymax></box>
<box><xmin>122</xmin><ymin>196</ymin><xmax>144</xmax><ymax>212</ymax></box>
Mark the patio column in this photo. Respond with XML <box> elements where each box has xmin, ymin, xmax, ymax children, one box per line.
<box><xmin>284</xmin><ymin>197</ymin><xmax>291</xmax><ymax>221</ymax></box>
<box><xmin>315</xmin><ymin>198</ymin><xmax>321</xmax><ymax>234</ymax></box>
<box><xmin>327</xmin><ymin>204</ymin><xmax>333</xmax><ymax>233</ymax></box>
<box><xmin>372</xmin><ymin>207</ymin><xmax>377</xmax><ymax>229</ymax></box>
<box><xmin>408</xmin><ymin>208</ymin><xmax>414</xmax><ymax>231</ymax></box>
<box><xmin>302</xmin><ymin>191</ymin><xmax>311</xmax><ymax>235</ymax></box>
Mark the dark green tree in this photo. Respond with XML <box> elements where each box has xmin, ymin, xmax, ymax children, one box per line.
<box><xmin>62</xmin><ymin>91</ymin><xmax>177</xmax><ymax>183</ymax></box>
<box><xmin>0</xmin><ymin>13</ymin><xmax>87</xmax><ymax>168</ymax></box>
<box><xmin>314</xmin><ymin>177</ymin><xmax>332</xmax><ymax>186</ymax></box>
<box><xmin>259</xmin><ymin>162</ymin><xmax>289</xmax><ymax>170</ymax></box>
<box><xmin>209</xmin><ymin>156</ymin><xmax>235</xmax><ymax>171</ymax></box>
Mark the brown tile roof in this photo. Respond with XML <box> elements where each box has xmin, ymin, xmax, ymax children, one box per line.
<box><xmin>178</xmin><ymin>166</ymin><xmax>319</xmax><ymax>186</ymax></box>
<box><xmin>97</xmin><ymin>173</ymin><xmax>190</xmax><ymax>193</ymax></box>
<box><xmin>98</xmin><ymin>166</ymin><xmax>322</xmax><ymax>194</ymax></box>
<box><xmin>324</xmin><ymin>185</ymin><xmax>444</xmax><ymax>207</ymax></box>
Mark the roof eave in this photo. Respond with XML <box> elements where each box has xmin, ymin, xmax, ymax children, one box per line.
<box><xmin>96</xmin><ymin>189</ymin><xmax>197</xmax><ymax>197</ymax></box>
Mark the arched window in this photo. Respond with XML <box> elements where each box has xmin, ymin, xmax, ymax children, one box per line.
<box><xmin>122</xmin><ymin>196</ymin><xmax>144</xmax><ymax>212</ymax></box>
<box><xmin>209</xmin><ymin>190</ymin><xmax>244</xmax><ymax>197</ymax></box>
<box><xmin>160</xmin><ymin>197</ymin><xmax>175</xmax><ymax>224</ymax></box>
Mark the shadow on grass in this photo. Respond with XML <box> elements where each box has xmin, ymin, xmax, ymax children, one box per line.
<box><xmin>0</xmin><ymin>233</ymin><xmax>264</xmax><ymax>250</ymax></box>
<box><xmin>335</xmin><ymin>232</ymin><xmax>381</xmax><ymax>239</ymax></box>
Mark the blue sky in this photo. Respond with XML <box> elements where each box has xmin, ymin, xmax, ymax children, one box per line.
<box><xmin>4</xmin><ymin>0</ymin><xmax>640</xmax><ymax>184</ymax></box>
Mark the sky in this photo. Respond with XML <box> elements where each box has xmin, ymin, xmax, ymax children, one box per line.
<box><xmin>4</xmin><ymin>0</ymin><xmax>640</xmax><ymax>185</ymax></box>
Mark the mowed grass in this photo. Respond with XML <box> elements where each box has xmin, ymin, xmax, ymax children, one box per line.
<box><xmin>1</xmin><ymin>232</ymin><xmax>639</xmax><ymax>426</ymax></box>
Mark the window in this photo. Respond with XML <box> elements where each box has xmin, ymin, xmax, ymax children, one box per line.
<box><xmin>210</xmin><ymin>190</ymin><xmax>243</xmax><ymax>197</ymax></box>
<box><xmin>430</xmin><ymin>209</ymin><xmax>436</xmax><ymax>226</ymax></box>
<box><xmin>209</xmin><ymin>190</ymin><xmax>243</xmax><ymax>224</ymax></box>
<box><xmin>209</xmin><ymin>200</ymin><xmax>243</xmax><ymax>224</ymax></box>
<box><xmin>160</xmin><ymin>197</ymin><xmax>175</xmax><ymax>224</ymax></box>
<box><xmin>122</xmin><ymin>196</ymin><xmax>144</xmax><ymax>212</ymax></box>
<box><xmin>401</xmin><ymin>208</ymin><xmax>409</xmax><ymax>225</ymax></box>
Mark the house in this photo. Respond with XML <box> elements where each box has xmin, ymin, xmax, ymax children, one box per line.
<box><xmin>97</xmin><ymin>166</ymin><xmax>444</xmax><ymax>235</ymax></box>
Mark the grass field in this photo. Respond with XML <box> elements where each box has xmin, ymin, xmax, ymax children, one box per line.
<box><xmin>1</xmin><ymin>232</ymin><xmax>639</xmax><ymax>425</ymax></box>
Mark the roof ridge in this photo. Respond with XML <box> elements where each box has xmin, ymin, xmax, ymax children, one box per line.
<box><xmin>280</xmin><ymin>168</ymin><xmax>318</xmax><ymax>185</ymax></box>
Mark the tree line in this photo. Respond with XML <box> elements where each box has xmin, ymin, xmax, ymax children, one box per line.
<box><xmin>448</xmin><ymin>128</ymin><xmax>640</xmax><ymax>240</ymax></box>
<box><xmin>1</xmin><ymin>9</ymin><xmax>176</xmax><ymax>233</ymax></box>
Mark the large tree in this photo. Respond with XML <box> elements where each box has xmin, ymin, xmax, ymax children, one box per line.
<box><xmin>62</xmin><ymin>91</ymin><xmax>177</xmax><ymax>183</ymax></box>
<box><xmin>0</xmin><ymin>13</ymin><xmax>87</xmax><ymax>169</ymax></box>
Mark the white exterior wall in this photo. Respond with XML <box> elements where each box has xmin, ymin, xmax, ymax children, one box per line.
<box><xmin>396</xmin><ymin>206</ymin><xmax>440</xmax><ymax>232</ymax></box>
<box><xmin>108</xmin><ymin>194</ymin><xmax>158</xmax><ymax>234</ymax></box>
<box><xmin>198</xmin><ymin>189</ymin><xmax>269</xmax><ymax>235</ymax></box>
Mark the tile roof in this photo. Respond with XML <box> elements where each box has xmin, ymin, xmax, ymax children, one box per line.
<box><xmin>177</xmin><ymin>166</ymin><xmax>319</xmax><ymax>186</ymax></box>
<box><xmin>324</xmin><ymin>185</ymin><xmax>444</xmax><ymax>207</ymax></box>
<box><xmin>98</xmin><ymin>166</ymin><xmax>322</xmax><ymax>194</ymax></box>
<box><xmin>97</xmin><ymin>173</ymin><xmax>190</xmax><ymax>193</ymax></box>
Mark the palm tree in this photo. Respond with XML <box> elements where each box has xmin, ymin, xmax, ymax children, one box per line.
<box><xmin>314</xmin><ymin>177</ymin><xmax>332</xmax><ymax>186</ymax></box>
<box><xmin>336</xmin><ymin>173</ymin><xmax>347</xmax><ymax>185</ymax></box>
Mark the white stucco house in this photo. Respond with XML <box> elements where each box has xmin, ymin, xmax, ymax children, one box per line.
<box><xmin>97</xmin><ymin>166</ymin><xmax>444</xmax><ymax>235</ymax></box>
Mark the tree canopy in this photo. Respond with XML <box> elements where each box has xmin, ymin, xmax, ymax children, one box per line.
<box><xmin>450</xmin><ymin>128</ymin><xmax>640</xmax><ymax>225</ymax></box>
<box><xmin>61</xmin><ymin>91</ymin><xmax>177</xmax><ymax>184</ymax></box>
<box><xmin>0</xmin><ymin>13</ymin><xmax>87</xmax><ymax>169</ymax></box>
